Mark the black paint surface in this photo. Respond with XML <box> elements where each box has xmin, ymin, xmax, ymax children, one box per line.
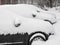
<box><xmin>0</xmin><ymin>33</ymin><xmax>28</xmax><ymax>43</ymax></box>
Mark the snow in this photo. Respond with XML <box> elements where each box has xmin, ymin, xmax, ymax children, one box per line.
<box><xmin>0</xmin><ymin>4</ymin><xmax>41</xmax><ymax>18</ymax></box>
<box><xmin>0</xmin><ymin>4</ymin><xmax>60</xmax><ymax>45</ymax></box>
<box><xmin>31</xmin><ymin>20</ymin><xmax>60</xmax><ymax>45</ymax></box>
<box><xmin>0</xmin><ymin>4</ymin><xmax>56</xmax><ymax>24</ymax></box>
<box><xmin>48</xmin><ymin>7</ymin><xmax>60</xmax><ymax>45</ymax></box>
<box><xmin>32</xmin><ymin>6</ymin><xmax>60</xmax><ymax>45</ymax></box>
<box><xmin>0</xmin><ymin>6</ymin><xmax>54</xmax><ymax>35</ymax></box>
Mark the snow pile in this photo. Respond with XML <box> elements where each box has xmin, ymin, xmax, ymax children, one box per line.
<box><xmin>0</xmin><ymin>4</ymin><xmax>42</xmax><ymax>18</ymax></box>
<box><xmin>0</xmin><ymin>7</ymin><xmax>54</xmax><ymax>35</ymax></box>
<box><xmin>36</xmin><ymin>11</ymin><xmax>56</xmax><ymax>24</ymax></box>
<box><xmin>46</xmin><ymin>6</ymin><xmax>60</xmax><ymax>20</ymax></box>
<box><xmin>0</xmin><ymin>4</ymin><xmax>56</xmax><ymax>24</ymax></box>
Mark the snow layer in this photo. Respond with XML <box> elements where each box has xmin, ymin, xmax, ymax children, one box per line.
<box><xmin>0</xmin><ymin>7</ymin><xmax>54</xmax><ymax>35</ymax></box>
<box><xmin>0</xmin><ymin>4</ymin><xmax>56</xmax><ymax>24</ymax></box>
<box><xmin>0</xmin><ymin>4</ymin><xmax>59</xmax><ymax>45</ymax></box>
<box><xmin>25</xmin><ymin>6</ymin><xmax>60</xmax><ymax>45</ymax></box>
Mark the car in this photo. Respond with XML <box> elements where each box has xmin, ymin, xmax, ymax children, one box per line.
<box><xmin>0</xmin><ymin>8</ymin><xmax>54</xmax><ymax>45</ymax></box>
<box><xmin>1</xmin><ymin>4</ymin><xmax>56</xmax><ymax>25</ymax></box>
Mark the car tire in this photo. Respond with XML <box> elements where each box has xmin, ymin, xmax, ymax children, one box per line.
<box><xmin>28</xmin><ymin>31</ymin><xmax>49</xmax><ymax>45</ymax></box>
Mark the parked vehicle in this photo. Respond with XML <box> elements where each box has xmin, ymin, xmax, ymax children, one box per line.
<box><xmin>0</xmin><ymin>4</ymin><xmax>54</xmax><ymax>45</ymax></box>
<box><xmin>1</xmin><ymin>4</ymin><xmax>56</xmax><ymax>25</ymax></box>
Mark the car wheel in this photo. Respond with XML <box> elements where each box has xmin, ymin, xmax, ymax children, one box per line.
<box><xmin>28</xmin><ymin>31</ymin><xmax>49</xmax><ymax>45</ymax></box>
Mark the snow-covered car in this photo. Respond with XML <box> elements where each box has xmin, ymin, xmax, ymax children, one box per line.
<box><xmin>0</xmin><ymin>4</ymin><xmax>56</xmax><ymax>25</ymax></box>
<box><xmin>0</xmin><ymin>7</ymin><xmax>54</xmax><ymax>45</ymax></box>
